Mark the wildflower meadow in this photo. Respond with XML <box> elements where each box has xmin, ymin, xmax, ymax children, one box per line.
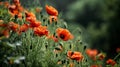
<box><xmin>0</xmin><ymin>0</ymin><xmax>120</xmax><ymax>67</ymax></box>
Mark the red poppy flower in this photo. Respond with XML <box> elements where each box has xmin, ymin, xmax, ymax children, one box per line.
<box><xmin>17</xmin><ymin>24</ymin><xmax>29</xmax><ymax>34</ymax></box>
<box><xmin>0</xmin><ymin>2</ymin><xmax>3</xmax><ymax>5</ymax></box>
<box><xmin>49</xmin><ymin>16</ymin><xmax>58</xmax><ymax>24</ymax></box>
<box><xmin>86</xmin><ymin>48</ymin><xmax>98</xmax><ymax>60</ymax></box>
<box><xmin>56</xmin><ymin>28</ymin><xmax>73</xmax><ymax>41</ymax></box>
<box><xmin>25</xmin><ymin>11</ymin><xmax>36</xmax><ymax>23</ymax></box>
<box><xmin>106</xmin><ymin>59</ymin><xmax>116</xmax><ymax>66</ymax></box>
<box><xmin>97</xmin><ymin>53</ymin><xmax>105</xmax><ymax>60</ymax></box>
<box><xmin>8</xmin><ymin>4</ymin><xmax>23</xmax><ymax>19</ymax></box>
<box><xmin>0</xmin><ymin>22</ymin><xmax>20</xmax><ymax>37</ymax></box>
<box><xmin>29</xmin><ymin>21</ymin><xmax>41</xmax><ymax>28</ymax></box>
<box><xmin>45</xmin><ymin>5</ymin><xmax>58</xmax><ymax>16</ymax></box>
<box><xmin>8</xmin><ymin>4</ymin><xmax>16</xmax><ymax>10</ymax></box>
<box><xmin>13</xmin><ymin>0</ymin><xmax>20</xmax><ymax>5</ymax></box>
<box><xmin>25</xmin><ymin>11</ymin><xmax>36</xmax><ymax>18</ymax></box>
<box><xmin>1</xmin><ymin>29</ymin><xmax>9</xmax><ymax>38</ymax></box>
<box><xmin>4</xmin><ymin>1</ymin><xmax>9</xmax><ymax>8</ymax></box>
<box><xmin>18</xmin><ymin>6</ymin><xmax>24</xmax><ymax>12</ymax></box>
<box><xmin>8</xmin><ymin>22</ymin><xmax>19</xmax><ymax>32</ymax></box>
<box><xmin>67</xmin><ymin>51</ymin><xmax>83</xmax><ymax>62</ymax></box>
<box><xmin>34</xmin><ymin>26</ymin><xmax>49</xmax><ymax>37</ymax></box>
<box><xmin>0</xmin><ymin>23</ymin><xmax>7</xmax><ymax>27</ymax></box>
<box><xmin>26</xmin><ymin>16</ymin><xmax>36</xmax><ymax>23</ymax></box>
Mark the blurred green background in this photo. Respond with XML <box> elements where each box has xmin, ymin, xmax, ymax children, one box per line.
<box><xmin>2</xmin><ymin>0</ymin><xmax>120</xmax><ymax>59</ymax></box>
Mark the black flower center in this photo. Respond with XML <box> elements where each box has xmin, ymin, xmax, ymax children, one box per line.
<box><xmin>60</xmin><ymin>34</ymin><xmax>65</xmax><ymax>39</ymax></box>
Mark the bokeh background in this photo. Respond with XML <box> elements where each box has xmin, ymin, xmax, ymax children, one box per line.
<box><xmin>2</xmin><ymin>0</ymin><xmax>120</xmax><ymax>59</ymax></box>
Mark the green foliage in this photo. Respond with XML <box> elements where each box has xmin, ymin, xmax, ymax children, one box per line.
<box><xmin>0</xmin><ymin>0</ymin><xmax>120</xmax><ymax>67</ymax></box>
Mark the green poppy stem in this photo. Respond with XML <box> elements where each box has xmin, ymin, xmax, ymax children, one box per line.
<box><xmin>114</xmin><ymin>53</ymin><xmax>120</xmax><ymax>60</ymax></box>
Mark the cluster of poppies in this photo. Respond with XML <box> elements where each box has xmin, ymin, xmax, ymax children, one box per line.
<box><xmin>67</xmin><ymin>48</ymin><xmax>118</xmax><ymax>67</ymax></box>
<box><xmin>0</xmin><ymin>0</ymin><xmax>120</xmax><ymax>67</ymax></box>
<box><xmin>0</xmin><ymin>0</ymin><xmax>73</xmax><ymax>42</ymax></box>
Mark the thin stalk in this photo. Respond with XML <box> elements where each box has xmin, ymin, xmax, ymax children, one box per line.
<box><xmin>114</xmin><ymin>53</ymin><xmax>120</xmax><ymax>60</ymax></box>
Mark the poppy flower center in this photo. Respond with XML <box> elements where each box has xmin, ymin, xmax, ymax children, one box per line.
<box><xmin>71</xmin><ymin>52</ymin><xmax>74</xmax><ymax>56</ymax></box>
<box><xmin>60</xmin><ymin>34</ymin><xmax>65</xmax><ymax>39</ymax></box>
